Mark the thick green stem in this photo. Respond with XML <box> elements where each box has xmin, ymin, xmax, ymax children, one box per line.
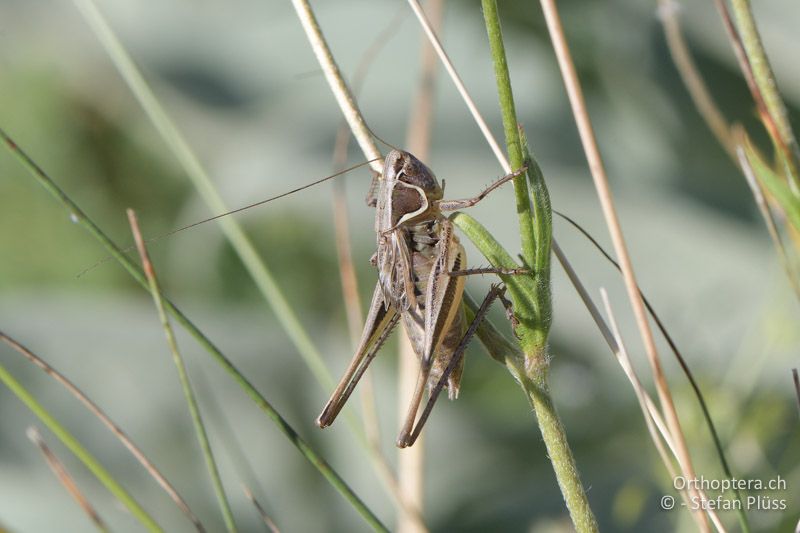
<box><xmin>455</xmin><ymin>214</ymin><xmax>597</xmax><ymax>532</ymax></box>
<box><xmin>476</xmin><ymin>2</ymin><xmax>597</xmax><ymax>529</ymax></box>
<box><xmin>481</xmin><ymin>0</ymin><xmax>536</xmax><ymax>270</ymax></box>
<box><xmin>729</xmin><ymin>0</ymin><xmax>799</xmax><ymax>163</ymax></box>
<box><xmin>521</xmin><ymin>372</ymin><xmax>598</xmax><ymax>533</ymax></box>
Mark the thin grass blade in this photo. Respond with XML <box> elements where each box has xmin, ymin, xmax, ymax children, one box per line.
<box><xmin>27</xmin><ymin>427</ymin><xmax>110</xmax><ymax>533</ymax></box>
<box><xmin>128</xmin><ymin>210</ymin><xmax>236</xmax><ymax>533</ymax></box>
<box><xmin>0</xmin><ymin>332</ymin><xmax>204</xmax><ymax>532</ymax></box>
<box><xmin>0</xmin><ymin>359</ymin><xmax>162</xmax><ymax>531</ymax></box>
<box><xmin>0</xmin><ymin>129</ymin><xmax>387</xmax><ymax>532</ymax></box>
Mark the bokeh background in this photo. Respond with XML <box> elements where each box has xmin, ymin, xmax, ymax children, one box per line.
<box><xmin>1</xmin><ymin>1</ymin><xmax>798</xmax><ymax>531</ymax></box>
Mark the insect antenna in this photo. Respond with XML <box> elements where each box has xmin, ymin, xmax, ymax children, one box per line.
<box><xmin>364</xmin><ymin>122</ymin><xmax>402</xmax><ymax>154</ymax></box>
<box><xmin>77</xmin><ymin>157</ymin><xmax>381</xmax><ymax>277</ymax></box>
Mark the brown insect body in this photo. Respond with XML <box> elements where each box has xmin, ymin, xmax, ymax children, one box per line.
<box><xmin>375</xmin><ymin>150</ymin><xmax>468</xmax><ymax>398</ymax></box>
<box><xmin>318</xmin><ymin>149</ymin><xmax>522</xmax><ymax>447</ymax></box>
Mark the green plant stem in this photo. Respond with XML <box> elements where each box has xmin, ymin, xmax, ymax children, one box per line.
<box><xmin>481</xmin><ymin>0</ymin><xmax>536</xmax><ymax>272</ymax></box>
<box><xmin>728</xmin><ymin>0</ymin><xmax>800</xmax><ymax>165</ymax></box>
<box><xmin>129</xmin><ymin>210</ymin><xmax>236</xmax><ymax>533</ymax></box>
<box><xmin>0</xmin><ymin>129</ymin><xmax>388</xmax><ymax>533</ymax></box>
<box><xmin>520</xmin><ymin>373</ymin><xmax>598</xmax><ymax>531</ymax></box>
<box><xmin>0</xmin><ymin>360</ymin><xmax>162</xmax><ymax>532</ymax></box>
<box><xmin>478</xmin><ymin>3</ymin><xmax>596</xmax><ymax>529</ymax></box>
<box><xmin>456</xmin><ymin>215</ymin><xmax>597</xmax><ymax>532</ymax></box>
<box><xmin>465</xmin><ymin>311</ymin><xmax>594</xmax><ymax>532</ymax></box>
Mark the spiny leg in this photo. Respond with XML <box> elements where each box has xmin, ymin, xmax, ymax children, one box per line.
<box><xmin>318</xmin><ymin>284</ymin><xmax>399</xmax><ymax>428</ymax></box>
<box><xmin>395</xmin><ymin>356</ymin><xmax>433</xmax><ymax>448</ymax></box>
<box><xmin>397</xmin><ymin>284</ymin><xmax>505</xmax><ymax>448</ymax></box>
<box><xmin>317</xmin><ymin>312</ymin><xmax>400</xmax><ymax>427</ymax></box>
<box><xmin>438</xmin><ymin>166</ymin><xmax>527</xmax><ymax>211</ymax></box>
<box><xmin>496</xmin><ymin>287</ymin><xmax>521</xmax><ymax>334</ymax></box>
<box><xmin>448</xmin><ymin>267</ymin><xmax>530</xmax><ymax>277</ymax></box>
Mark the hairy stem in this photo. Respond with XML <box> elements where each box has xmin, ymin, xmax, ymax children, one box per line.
<box><xmin>479</xmin><ymin>2</ymin><xmax>595</xmax><ymax>529</ymax></box>
<box><xmin>481</xmin><ymin>0</ymin><xmax>537</xmax><ymax>272</ymax></box>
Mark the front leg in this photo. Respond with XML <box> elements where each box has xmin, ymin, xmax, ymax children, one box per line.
<box><xmin>437</xmin><ymin>166</ymin><xmax>527</xmax><ymax>211</ymax></box>
<box><xmin>448</xmin><ymin>266</ymin><xmax>530</xmax><ymax>277</ymax></box>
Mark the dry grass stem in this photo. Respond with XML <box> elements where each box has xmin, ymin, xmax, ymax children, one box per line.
<box><xmin>128</xmin><ymin>209</ymin><xmax>236</xmax><ymax>533</ymax></box>
<box><xmin>332</xmin><ymin>111</ymin><xmax>425</xmax><ymax>533</ymax></box>
<box><xmin>326</xmin><ymin>14</ymin><xmax>427</xmax><ymax>526</ymax></box>
<box><xmin>598</xmin><ymin>291</ymin><xmax>726</xmax><ymax>532</ymax></box>
<box><xmin>397</xmin><ymin>2</ymin><xmax>446</xmax><ymax>531</ymax></box>
<box><xmin>537</xmin><ymin>1</ymin><xmax>706</xmax><ymax>528</ymax></box>
<box><xmin>405</xmin><ymin>0</ymin><xmax>509</xmax><ymax>171</ymax></box>
<box><xmin>657</xmin><ymin>0</ymin><xmax>734</xmax><ymax>159</ymax></box>
<box><xmin>290</xmin><ymin>0</ymin><xmax>382</xmax><ymax>173</ymax></box>
<box><xmin>27</xmin><ymin>427</ymin><xmax>109</xmax><ymax>533</ymax></box>
<box><xmin>0</xmin><ymin>333</ymin><xmax>203</xmax><ymax>531</ymax></box>
<box><xmin>242</xmin><ymin>485</ymin><xmax>280</xmax><ymax>533</ymax></box>
<box><xmin>596</xmin><ymin>292</ymin><xmax>699</xmax><ymax>529</ymax></box>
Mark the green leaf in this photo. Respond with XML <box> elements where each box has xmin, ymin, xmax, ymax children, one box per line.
<box><xmin>743</xmin><ymin>137</ymin><xmax>800</xmax><ymax>233</ymax></box>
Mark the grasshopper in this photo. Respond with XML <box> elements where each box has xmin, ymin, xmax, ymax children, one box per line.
<box><xmin>317</xmin><ymin>149</ymin><xmax>525</xmax><ymax>448</ymax></box>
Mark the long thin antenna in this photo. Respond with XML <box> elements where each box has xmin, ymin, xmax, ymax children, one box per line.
<box><xmin>77</xmin><ymin>157</ymin><xmax>380</xmax><ymax>277</ymax></box>
<box><xmin>365</xmin><ymin>123</ymin><xmax>402</xmax><ymax>153</ymax></box>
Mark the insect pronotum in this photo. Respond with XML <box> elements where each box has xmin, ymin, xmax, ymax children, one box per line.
<box><xmin>317</xmin><ymin>149</ymin><xmax>525</xmax><ymax>448</ymax></box>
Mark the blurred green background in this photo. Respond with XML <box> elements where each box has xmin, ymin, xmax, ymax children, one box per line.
<box><xmin>1</xmin><ymin>1</ymin><xmax>798</xmax><ymax>531</ymax></box>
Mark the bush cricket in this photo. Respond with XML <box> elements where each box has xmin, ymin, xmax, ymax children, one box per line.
<box><xmin>317</xmin><ymin>149</ymin><xmax>526</xmax><ymax>448</ymax></box>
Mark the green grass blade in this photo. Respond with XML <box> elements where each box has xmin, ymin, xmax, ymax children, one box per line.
<box><xmin>519</xmin><ymin>126</ymin><xmax>553</xmax><ymax>347</ymax></box>
<box><xmin>0</xmin><ymin>129</ymin><xmax>388</xmax><ymax>532</ymax></box>
<box><xmin>128</xmin><ymin>211</ymin><xmax>236</xmax><ymax>532</ymax></box>
<box><xmin>71</xmin><ymin>0</ymin><xmax>385</xmax><ymax>490</ymax></box>
<box><xmin>743</xmin><ymin>138</ymin><xmax>800</xmax><ymax>233</ymax></box>
<box><xmin>70</xmin><ymin>0</ymin><xmax>334</xmax><ymax>393</ymax></box>
<box><xmin>0</xmin><ymin>358</ymin><xmax>162</xmax><ymax>532</ymax></box>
